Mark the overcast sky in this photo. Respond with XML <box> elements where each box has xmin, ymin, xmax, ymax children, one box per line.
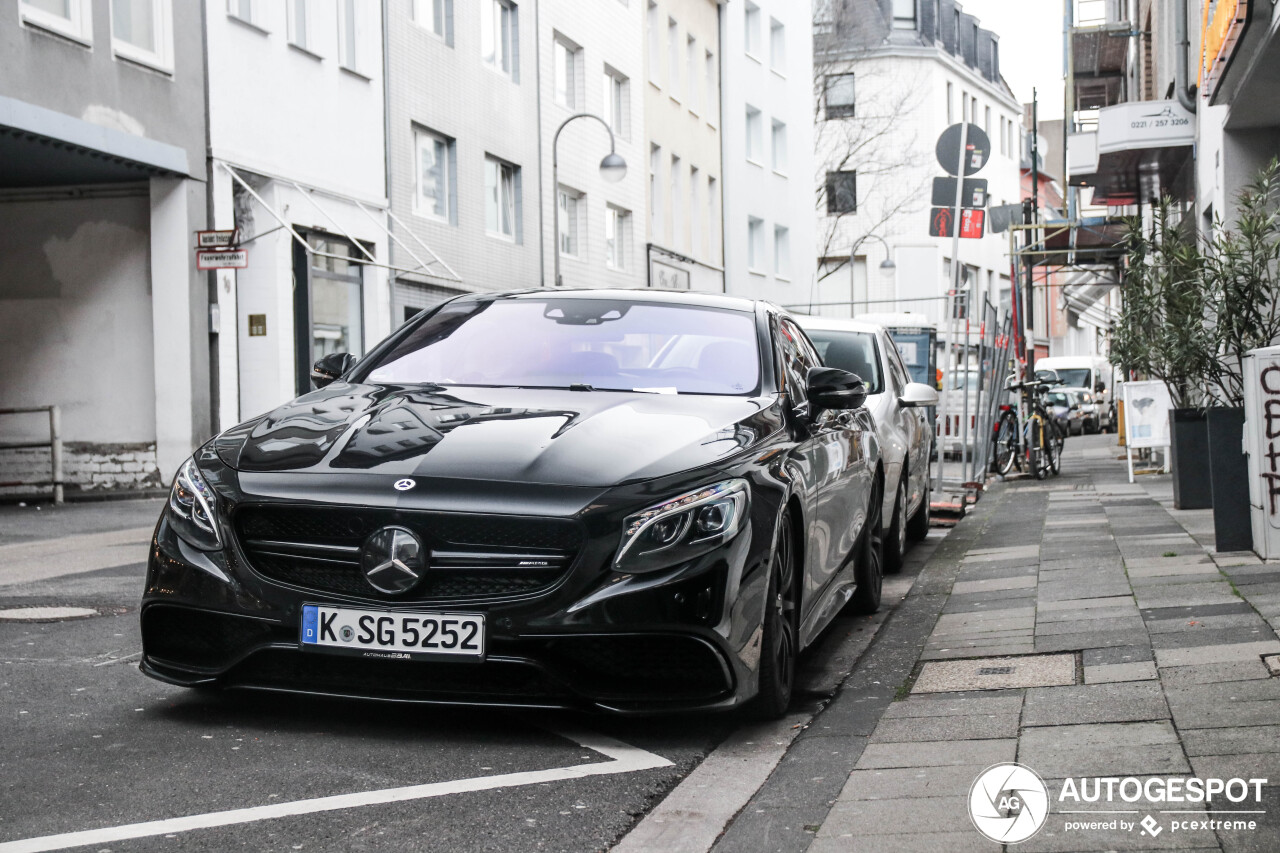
<box><xmin>955</xmin><ymin>0</ymin><xmax>1067</xmax><ymax>120</ymax></box>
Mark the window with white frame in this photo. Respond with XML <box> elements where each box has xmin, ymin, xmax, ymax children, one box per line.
<box><xmin>603</xmin><ymin>68</ymin><xmax>628</xmax><ymax>138</ymax></box>
<box><xmin>771</xmin><ymin>119</ymin><xmax>787</xmax><ymax>173</ymax></box>
<box><xmin>774</xmin><ymin>225</ymin><xmax>790</xmax><ymax>278</ymax></box>
<box><xmin>744</xmin><ymin>1</ymin><xmax>760</xmax><ymax>56</ymax></box>
<box><xmin>553</xmin><ymin>35</ymin><xmax>581</xmax><ymax>108</ymax></box>
<box><xmin>227</xmin><ymin>0</ymin><xmax>262</xmax><ymax>29</ymax></box>
<box><xmin>113</xmin><ymin>0</ymin><xmax>173</xmax><ymax>71</ymax></box>
<box><xmin>646</xmin><ymin>1</ymin><xmax>660</xmax><ymax>84</ymax></box>
<box><xmin>667</xmin><ymin>17</ymin><xmax>679</xmax><ymax>99</ymax></box>
<box><xmin>482</xmin><ymin>0</ymin><xmax>517</xmax><ymax>81</ymax></box>
<box><xmin>747</xmin><ymin>216</ymin><xmax>765</xmax><ymax>271</ymax></box>
<box><xmin>984</xmin><ymin>105</ymin><xmax>991</xmax><ymax>138</ymax></box>
<box><xmin>999</xmin><ymin>117</ymin><xmax>1006</xmax><ymax>155</ymax></box>
<box><xmin>484</xmin><ymin>155</ymin><xmax>519</xmax><ymax>240</ymax></box>
<box><xmin>337</xmin><ymin>0</ymin><xmax>360</xmax><ymax>72</ymax></box>
<box><xmin>649</xmin><ymin>144</ymin><xmax>662</xmax><ymax>236</ymax></box>
<box><xmin>413</xmin><ymin>0</ymin><xmax>451</xmax><ymax>43</ymax></box>
<box><xmin>769</xmin><ymin>18</ymin><xmax>785</xmax><ymax>72</ymax></box>
<box><xmin>21</xmin><ymin>0</ymin><xmax>93</xmax><ymax>43</ymax></box>
<box><xmin>605</xmin><ymin>205</ymin><xmax>629</xmax><ymax>270</ymax></box>
<box><xmin>670</xmin><ymin>154</ymin><xmax>683</xmax><ymax>251</ymax></box>
<box><xmin>825</xmin><ymin>73</ymin><xmax>855</xmax><ymax>119</ymax></box>
<box><xmin>892</xmin><ymin>0</ymin><xmax>915</xmax><ymax>29</ymax></box>
<box><xmin>704</xmin><ymin>50</ymin><xmax>717</xmax><ymax>125</ymax></box>
<box><xmin>686</xmin><ymin>35</ymin><xmax>699</xmax><ymax>114</ymax></box>
<box><xmin>946</xmin><ymin>82</ymin><xmax>954</xmax><ymax>123</ymax></box>
<box><xmin>287</xmin><ymin>0</ymin><xmax>314</xmax><ymax>52</ymax></box>
<box><xmin>414</xmin><ymin>128</ymin><xmax>454</xmax><ymax>222</ymax></box>
<box><xmin>557</xmin><ymin>186</ymin><xmax>581</xmax><ymax>257</ymax></box>
<box><xmin>707</xmin><ymin>175</ymin><xmax>717</xmax><ymax>251</ymax></box>
<box><xmin>745</xmin><ymin>106</ymin><xmax>762</xmax><ymax>163</ymax></box>
<box><xmin>689</xmin><ymin>166</ymin><xmax>701</xmax><ymax>257</ymax></box>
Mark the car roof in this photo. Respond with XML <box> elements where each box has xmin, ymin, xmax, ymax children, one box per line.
<box><xmin>792</xmin><ymin>315</ymin><xmax>884</xmax><ymax>335</ymax></box>
<box><xmin>855</xmin><ymin>312</ymin><xmax>937</xmax><ymax>330</ymax></box>
<box><xmin>448</xmin><ymin>287</ymin><xmax>763</xmax><ymax>313</ymax></box>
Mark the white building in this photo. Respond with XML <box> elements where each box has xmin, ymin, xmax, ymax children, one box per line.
<box><xmin>206</xmin><ymin>0</ymin><xmax>393</xmax><ymax>430</ymax></box>
<box><xmin>720</xmin><ymin>0</ymin><xmax>816</xmax><ymax>306</ymax></box>
<box><xmin>812</xmin><ymin>0</ymin><xmax>1022</xmax><ymax>326</ymax></box>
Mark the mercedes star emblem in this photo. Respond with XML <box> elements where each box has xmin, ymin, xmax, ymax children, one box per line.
<box><xmin>393</xmin><ymin>478</ymin><xmax>416</xmax><ymax>491</ymax></box>
<box><xmin>360</xmin><ymin>526</ymin><xmax>425</xmax><ymax>595</ymax></box>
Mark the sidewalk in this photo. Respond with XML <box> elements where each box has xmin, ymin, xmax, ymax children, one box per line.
<box><xmin>708</xmin><ymin>434</ymin><xmax>1280</xmax><ymax>853</ymax></box>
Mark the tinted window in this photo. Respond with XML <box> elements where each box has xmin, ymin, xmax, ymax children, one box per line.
<box><xmin>1048</xmin><ymin>368</ymin><xmax>1091</xmax><ymax>387</ymax></box>
<box><xmin>804</xmin><ymin>329</ymin><xmax>884</xmax><ymax>394</ymax></box>
<box><xmin>358</xmin><ymin>298</ymin><xmax>761</xmax><ymax>395</ymax></box>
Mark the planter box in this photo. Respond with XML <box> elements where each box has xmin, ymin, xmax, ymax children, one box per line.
<box><xmin>1208</xmin><ymin>406</ymin><xmax>1253</xmax><ymax>552</ymax></box>
<box><xmin>1169</xmin><ymin>408</ymin><xmax>1212</xmax><ymax>510</ymax></box>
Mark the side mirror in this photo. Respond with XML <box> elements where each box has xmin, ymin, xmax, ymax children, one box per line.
<box><xmin>806</xmin><ymin>366</ymin><xmax>867</xmax><ymax>412</ymax></box>
<box><xmin>311</xmin><ymin>352</ymin><xmax>357</xmax><ymax>389</ymax></box>
<box><xmin>1095</xmin><ymin>381</ymin><xmax>1106</xmax><ymax>393</ymax></box>
<box><xmin>899</xmin><ymin>382</ymin><xmax>938</xmax><ymax>408</ymax></box>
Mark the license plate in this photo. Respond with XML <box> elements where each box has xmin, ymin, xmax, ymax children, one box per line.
<box><xmin>300</xmin><ymin>604</ymin><xmax>485</xmax><ymax>659</ymax></box>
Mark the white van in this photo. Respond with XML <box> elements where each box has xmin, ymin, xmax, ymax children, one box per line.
<box><xmin>1033</xmin><ymin>356</ymin><xmax>1116</xmax><ymax>432</ymax></box>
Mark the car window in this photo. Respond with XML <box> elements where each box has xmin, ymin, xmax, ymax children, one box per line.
<box><xmin>883</xmin><ymin>335</ymin><xmax>910</xmax><ymax>394</ymax></box>
<box><xmin>803</xmin><ymin>329</ymin><xmax>885</xmax><ymax>394</ymax></box>
<box><xmin>358</xmin><ymin>298</ymin><xmax>761</xmax><ymax>395</ymax></box>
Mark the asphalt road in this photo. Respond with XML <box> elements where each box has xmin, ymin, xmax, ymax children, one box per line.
<box><xmin>0</xmin><ymin>499</ymin><xmax>931</xmax><ymax>853</ymax></box>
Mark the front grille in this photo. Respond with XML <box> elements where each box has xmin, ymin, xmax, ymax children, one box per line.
<box><xmin>234</xmin><ymin>505</ymin><xmax>582</xmax><ymax>602</ymax></box>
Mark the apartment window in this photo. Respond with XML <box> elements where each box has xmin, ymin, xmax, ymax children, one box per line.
<box><xmin>825</xmin><ymin>73</ymin><xmax>855</xmax><ymax>119</ymax></box>
<box><xmin>553</xmin><ymin>35</ymin><xmax>581</xmax><ymax>108</ymax></box>
<box><xmin>970</xmin><ymin>96</ymin><xmax>978</xmax><ymax>124</ymax></box>
<box><xmin>337</xmin><ymin>0</ymin><xmax>360</xmax><ymax>71</ymax></box>
<box><xmin>649</xmin><ymin>144</ymin><xmax>662</xmax><ymax>236</ymax></box>
<box><xmin>670</xmin><ymin>154</ymin><xmax>683</xmax><ymax>250</ymax></box>
<box><xmin>892</xmin><ymin>0</ymin><xmax>916</xmax><ymax>29</ymax></box>
<box><xmin>605</xmin><ymin>205</ymin><xmax>629</xmax><ymax>270</ymax></box>
<box><xmin>747</xmin><ymin>216</ymin><xmax>765</xmax><ymax>271</ymax></box>
<box><xmin>227</xmin><ymin>0</ymin><xmax>261</xmax><ymax>28</ymax></box>
<box><xmin>20</xmin><ymin>0</ymin><xmax>92</xmax><ymax>43</ymax></box>
<box><xmin>557</xmin><ymin>186</ymin><xmax>581</xmax><ymax>257</ymax></box>
<box><xmin>744</xmin><ymin>1</ymin><xmax>760</xmax><ymax>56</ymax></box>
<box><xmin>686</xmin><ymin>35</ymin><xmax>699</xmax><ymax>114</ymax></box>
<box><xmin>771</xmin><ymin>120</ymin><xmax>787</xmax><ymax>173</ymax></box>
<box><xmin>774</xmin><ymin>225</ymin><xmax>790</xmax><ymax>279</ymax></box>
<box><xmin>707</xmin><ymin>175</ymin><xmax>718</xmax><ymax>255</ymax></box>
<box><xmin>287</xmin><ymin>0</ymin><xmax>315</xmax><ymax>52</ymax></box>
<box><xmin>482</xmin><ymin>0</ymin><xmax>517</xmax><ymax>81</ymax></box>
<box><xmin>113</xmin><ymin>0</ymin><xmax>173</xmax><ymax>71</ymax></box>
<box><xmin>999</xmin><ymin>117</ymin><xmax>1006</xmax><ymax>155</ymax></box>
<box><xmin>414</xmin><ymin>128</ymin><xmax>455</xmax><ymax>222</ymax></box>
<box><xmin>984</xmin><ymin>105</ymin><xmax>991</xmax><ymax>137</ymax></box>
<box><xmin>745</xmin><ymin>106</ymin><xmax>762</xmax><ymax>163</ymax></box>
<box><xmin>769</xmin><ymin>18</ymin><xmax>785</xmax><ymax>72</ymax></box>
<box><xmin>690</xmin><ymin>167</ymin><xmax>701</xmax><ymax>256</ymax></box>
<box><xmin>603</xmin><ymin>68</ymin><xmax>628</xmax><ymax>138</ymax></box>
<box><xmin>704</xmin><ymin>50</ymin><xmax>717</xmax><ymax>125</ymax></box>
<box><xmin>946</xmin><ymin>82</ymin><xmax>954</xmax><ymax>123</ymax></box>
<box><xmin>647</xmin><ymin>2</ymin><xmax>660</xmax><ymax>84</ymax></box>
<box><xmin>826</xmin><ymin>171</ymin><xmax>857</xmax><ymax>214</ymax></box>
<box><xmin>667</xmin><ymin>18</ymin><xmax>680</xmax><ymax>99</ymax></box>
<box><xmin>413</xmin><ymin>0</ymin><xmax>452</xmax><ymax>43</ymax></box>
<box><xmin>484</xmin><ymin>155</ymin><xmax>520</xmax><ymax>241</ymax></box>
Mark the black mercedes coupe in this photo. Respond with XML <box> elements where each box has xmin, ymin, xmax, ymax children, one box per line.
<box><xmin>141</xmin><ymin>289</ymin><xmax>884</xmax><ymax>716</ymax></box>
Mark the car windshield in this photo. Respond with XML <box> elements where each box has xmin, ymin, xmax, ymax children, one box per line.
<box><xmin>354</xmin><ymin>297</ymin><xmax>762</xmax><ymax>395</ymax></box>
<box><xmin>1048</xmin><ymin>368</ymin><xmax>1091</xmax><ymax>387</ymax></box>
<box><xmin>1047</xmin><ymin>392</ymin><xmax>1070</xmax><ymax>407</ymax></box>
<box><xmin>803</xmin><ymin>330</ymin><xmax>884</xmax><ymax>394</ymax></box>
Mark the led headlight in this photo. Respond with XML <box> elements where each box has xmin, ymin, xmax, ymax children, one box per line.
<box><xmin>615</xmin><ymin>479</ymin><xmax>748</xmax><ymax>573</ymax></box>
<box><xmin>167</xmin><ymin>457</ymin><xmax>222</xmax><ymax>550</ymax></box>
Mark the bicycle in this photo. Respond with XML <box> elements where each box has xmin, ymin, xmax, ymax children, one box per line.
<box><xmin>992</xmin><ymin>378</ymin><xmax>1065</xmax><ymax>479</ymax></box>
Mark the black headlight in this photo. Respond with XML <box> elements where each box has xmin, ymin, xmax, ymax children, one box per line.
<box><xmin>614</xmin><ymin>479</ymin><xmax>748</xmax><ymax>573</ymax></box>
<box><xmin>167</xmin><ymin>457</ymin><xmax>222</xmax><ymax>551</ymax></box>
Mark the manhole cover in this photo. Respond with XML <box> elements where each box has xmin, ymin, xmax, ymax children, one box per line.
<box><xmin>0</xmin><ymin>606</ymin><xmax>98</xmax><ymax>622</ymax></box>
<box><xmin>913</xmin><ymin>653</ymin><xmax>1077</xmax><ymax>693</ymax></box>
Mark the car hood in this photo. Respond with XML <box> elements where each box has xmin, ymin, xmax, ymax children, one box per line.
<box><xmin>214</xmin><ymin>383</ymin><xmax>780</xmax><ymax>488</ymax></box>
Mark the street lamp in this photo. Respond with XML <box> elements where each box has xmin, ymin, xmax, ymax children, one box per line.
<box><xmin>552</xmin><ymin>113</ymin><xmax>627</xmax><ymax>287</ymax></box>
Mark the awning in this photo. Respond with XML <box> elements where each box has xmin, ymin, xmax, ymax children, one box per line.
<box><xmin>1067</xmin><ymin>100</ymin><xmax>1194</xmax><ymax>205</ymax></box>
<box><xmin>221</xmin><ymin>162</ymin><xmax>462</xmax><ymax>286</ymax></box>
<box><xmin>0</xmin><ymin>95</ymin><xmax>190</xmax><ymax>188</ymax></box>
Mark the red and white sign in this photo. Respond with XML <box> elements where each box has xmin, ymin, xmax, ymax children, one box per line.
<box><xmin>196</xmin><ymin>229</ymin><xmax>239</xmax><ymax>248</ymax></box>
<box><xmin>196</xmin><ymin>249</ymin><xmax>248</xmax><ymax>270</ymax></box>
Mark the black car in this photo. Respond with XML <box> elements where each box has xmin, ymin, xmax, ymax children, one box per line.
<box><xmin>141</xmin><ymin>290</ymin><xmax>884</xmax><ymax>716</ymax></box>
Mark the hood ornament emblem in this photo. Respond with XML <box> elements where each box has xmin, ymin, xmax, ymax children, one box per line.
<box><xmin>393</xmin><ymin>478</ymin><xmax>416</xmax><ymax>491</ymax></box>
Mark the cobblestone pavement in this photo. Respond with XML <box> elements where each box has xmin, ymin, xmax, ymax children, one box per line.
<box><xmin>713</xmin><ymin>434</ymin><xmax>1280</xmax><ymax>853</ymax></box>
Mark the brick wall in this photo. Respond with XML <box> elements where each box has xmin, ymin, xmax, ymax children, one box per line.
<box><xmin>0</xmin><ymin>442</ymin><xmax>162</xmax><ymax>498</ymax></box>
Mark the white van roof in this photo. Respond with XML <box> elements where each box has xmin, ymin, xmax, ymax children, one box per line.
<box><xmin>1034</xmin><ymin>355</ymin><xmax>1110</xmax><ymax>369</ymax></box>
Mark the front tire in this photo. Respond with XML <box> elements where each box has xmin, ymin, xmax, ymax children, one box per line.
<box><xmin>850</xmin><ymin>476</ymin><xmax>884</xmax><ymax>615</ymax></box>
<box><xmin>752</xmin><ymin>510</ymin><xmax>798</xmax><ymax>719</ymax></box>
<box><xmin>906</xmin><ymin>475</ymin><xmax>931</xmax><ymax>541</ymax></box>
<box><xmin>883</xmin><ymin>477</ymin><xmax>907</xmax><ymax>574</ymax></box>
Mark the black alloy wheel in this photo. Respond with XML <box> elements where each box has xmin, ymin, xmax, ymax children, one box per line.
<box><xmin>883</xmin><ymin>477</ymin><xmax>907</xmax><ymax>574</ymax></box>
<box><xmin>850</xmin><ymin>476</ymin><xmax>884</xmax><ymax>614</ymax></box>
<box><xmin>906</xmin><ymin>475</ymin><xmax>931</xmax><ymax>541</ymax></box>
<box><xmin>753</xmin><ymin>509</ymin><xmax>799</xmax><ymax>719</ymax></box>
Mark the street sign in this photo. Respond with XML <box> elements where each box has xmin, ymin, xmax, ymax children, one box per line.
<box><xmin>196</xmin><ymin>229</ymin><xmax>238</xmax><ymax>248</ymax></box>
<box><xmin>931</xmin><ymin>177</ymin><xmax>988</xmax><ymax>208</ymax></box>
<box><xmin>935</xmin><ymin>123</ymin><xmax>991</xmax><ymax>176</ymax></box>
<box><xmin>929</xmin><ymin>208</ymin><xmax>986</xmax><ymax>239</ymax></box>
<box><xmin>196</xmin><ymin>249</ymin><xmax>248</xmax><ymax>270</ymax></box>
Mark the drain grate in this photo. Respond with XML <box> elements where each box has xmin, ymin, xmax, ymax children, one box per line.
<box><xmin>913</xmin><ymin>653</ymin><xmax>1078</xmax><ymax>693</ymax></box>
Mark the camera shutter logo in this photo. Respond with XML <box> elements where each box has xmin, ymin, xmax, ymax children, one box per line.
<box><xmin>969</xmin><ymin>762</ymin><xmax>1050</xmax><ymax>844</ymax></box>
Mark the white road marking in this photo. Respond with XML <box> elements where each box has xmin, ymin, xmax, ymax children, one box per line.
<box><xmin>0</xmin><ymin>528</ymin><xmax>154</xmax><ymax>587</ymax></box>
<box><xmin>0</xmin><ymin>729</ymin><xmax>672</xmax><ymax>853</ymax></box>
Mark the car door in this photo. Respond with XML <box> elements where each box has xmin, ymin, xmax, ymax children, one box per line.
<box><xmin>883</xmin><ymin>332</ymin><xmax>929</xmax><ymax>514</ymax></box>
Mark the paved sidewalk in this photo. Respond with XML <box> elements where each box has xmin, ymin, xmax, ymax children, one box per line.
<box><xmin>709</xmin><ymin>434</ymin><xmax>1280</xmax><ymax>853</ymax></box>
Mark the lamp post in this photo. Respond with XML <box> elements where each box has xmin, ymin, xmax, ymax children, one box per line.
<box><xmin>552</xmin><ymin>113</ymin><xmax>627</xmax><ymax>288</ymax></box>
<box><xmin>848</xmin><ymin>233</ymin><xmax>896</xmax><ymax>316</ymax></box>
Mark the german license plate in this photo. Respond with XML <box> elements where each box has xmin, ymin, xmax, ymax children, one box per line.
<box><xmin>300</xmin><ymin>604</ymin><xmax>484</xmax><ymax>659</ymax></box>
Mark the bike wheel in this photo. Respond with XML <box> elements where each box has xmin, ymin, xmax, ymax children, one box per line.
<box><xmin>993</xmin><ymin>412</ymin><xmax>1019</xmax><ymax>475</ymax></box>
<box><xmin>1031</xmin><ymin>418</ymin><xmax>1049</xmax><ymax>480</ymax></box>
<box><xmin>1048</xmin><ymin>419</ymin><xmax>1065</xmax><ymax>475</ymax></box>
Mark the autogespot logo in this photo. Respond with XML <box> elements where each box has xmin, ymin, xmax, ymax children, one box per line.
<box><xmin>969</xmin><ymin>763</ymin><xmax>1051</xmax><ymax>844</ymax></box>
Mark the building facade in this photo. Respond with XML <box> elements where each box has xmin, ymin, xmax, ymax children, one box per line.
<box><xmin>812</xmin><ymin>0</ymin><xmax>1022</xmax><ymax>327</ymax></box>
<box><xmin>719</xmin><ymin>0</ymin><xmax>816</xmax><ymax>306</ymax></box>
<box><xmin>644</xmin><ymin>0</ymin><xmax>724</xmax><ymax>292</ymax></box>
<box><xmin>0</xmin><ymin>0</ymin><xmax>209</xmax><ymax>495</ymax></box>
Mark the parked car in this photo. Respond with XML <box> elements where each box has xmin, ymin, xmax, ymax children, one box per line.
<box><xmin>1033</xmin><ymin>356</ymin><xmax>1115</xmax><ymax>432</ymax></box>
<box><xmin>797</xmin><ymin>316</ymin><xmax>938</xmax><ymax>573</ymax></box>
<box><xmin>1046</xmin><ymin>388</ymin><xmax>1089</xmax><ymax>436</ymax></box>
<box><xmin>141</xmin><ymin>290</ymin><xmax>886</xmax><ymax>718</ymax></box>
